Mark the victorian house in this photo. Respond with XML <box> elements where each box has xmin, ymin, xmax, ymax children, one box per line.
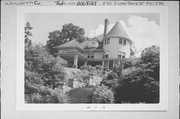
<box><xmin>55</xmin><ymin>18</ymin><xmax>135</xmax><ymax>68</ymax></box>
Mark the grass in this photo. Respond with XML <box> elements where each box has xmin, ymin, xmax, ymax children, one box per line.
<box><xmin>67</xmin><ymin>86</ymin><xmax>95</xmax><ymax>103</ymax></box>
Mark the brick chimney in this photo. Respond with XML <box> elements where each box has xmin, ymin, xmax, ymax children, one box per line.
<box><xmin>103</xmin><ymin>18</ymin><xmax>109</xmax><ymax>37</ymax></box>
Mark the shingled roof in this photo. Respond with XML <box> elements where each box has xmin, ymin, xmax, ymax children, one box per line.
<box><xmin>54</xmin><ymin>39</ymin><xmax>83</xmax><ymax>49</ymax></box>
<box><xmin>105</xmin><ymin>21</ymin><xmax>130</xmax><ymax>40</ymax></box>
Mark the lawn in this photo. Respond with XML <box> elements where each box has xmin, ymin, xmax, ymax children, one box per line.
<box><xmin>67</xmin><ymin>86</ymin><xmax>95</xmax><ymax>103</ymax></box>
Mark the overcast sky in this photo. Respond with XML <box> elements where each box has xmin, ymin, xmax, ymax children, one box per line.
<box><xmin>26</xmin><ymin>13</ymin><xmax>160</xmax><ymax>55</ymax></box>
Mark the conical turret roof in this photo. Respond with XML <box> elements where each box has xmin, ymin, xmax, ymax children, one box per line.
<box><xmin>105</xmin><ymin>21</ymin><xmax>130</xmax><ymax>40</ymax></box>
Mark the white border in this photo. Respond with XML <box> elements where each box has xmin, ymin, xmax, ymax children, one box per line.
<box><xmin>17</xmin><ymin>6</ymin><xmax>168</xmax><ymax>111</ymax></box>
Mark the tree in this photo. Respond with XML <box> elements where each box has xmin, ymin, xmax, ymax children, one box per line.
<box><xmin>114</xmin><ymin>45</ymin><xmax>160</xmax><ymax>103</ymax></box>
<box><xmin>46</xmin><ymin>23</ymin><xmax>86</xmax><ymax>56</ymax></box>
<box><xmin>114</xmin><ymin>67</ymin><xmax>159</xmax><ymax>103</ymax></box>
<box><xmin>141</xmin><ymin>45</ymin><xmax>159</xmax><ymax>63</ymax></box>
<box><xmin>46</xmin><ymin>30</ymin><xmax>63</xmax><ymax>55</ymax></box>
<box><xmin>25</xmin><ymin>22</ymin><xmax>33</xmax><ymax>47</ymax></box>
<box><xmin>25</xmin><ymin>44</ymin><xmax>68</xmax><ymax>103</ymax></box>
<box><xmin>25</xmin><ymin>44</ymin><xmax>66</xmax><ymax>88</ymax></box>
<box><xmin>61</xmin><ymin>23</ymin><xmax>85</xmax><ymax>42</ymax></box>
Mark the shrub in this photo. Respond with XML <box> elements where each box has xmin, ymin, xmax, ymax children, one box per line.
<box><xmin>115</xmin><ymin>68</ymin><xmax>159</xmax><ymax>103</ymax></box>
<box><xmin>25</xmin><ymin>86</ymin><xmax>69</xmax><ymax>103</ymax></box>
<box><xmin>114</xmin><ymin>46</ymin><xmax>160</xmax><ymax>103</ymax></box>
<box><xmin>123</xmin><ymin>58</ymin><xmax>141</xmax><ymax>69</ymax></box>
<box><xmin>141</xmin><ymin>45</ymin><xmax>159</xmax><ymax>63</ymax></box>
<box><xmin>25</xmin><ymin>44</ymin><xmax>68</xmax><ymax>103</ymax></box>
<box><xmin>25</xmin><ymin>44</ymin><xmax>66</xmax><ymax>89</ymax></box>
<box><xmin>92</xmin><ymin>85</ymin><xmax>114</xmax><ymax>103</ymax></box>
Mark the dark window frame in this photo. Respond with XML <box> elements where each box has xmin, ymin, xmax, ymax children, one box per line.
<box><xmin>87</xmin><ymin>53</ymin><xmax>94</xmax><ymax>59</ymax></box>
<box><xmin>123</xmin><ymin>39</ymin><xmax>126</xmax><ymax>45</ymax></box>
<box><xmin>103</xmin><ymin>51</ymin><xmax>109</xmax><ymax>58</ymax></box>
<box><xmin>119</xmin><ymin>38</ymin><xmax>123</xmax><ymax>44</ymax></box>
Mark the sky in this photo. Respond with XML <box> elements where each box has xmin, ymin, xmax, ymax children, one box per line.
<box><xmin>26</xmin><ymin>13</ymin><xmax>160</xmax><ymax>56</ymax></box>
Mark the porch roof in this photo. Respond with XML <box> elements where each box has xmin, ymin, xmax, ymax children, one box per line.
<box><xmin>55</xmin><ymin>52</ymin><xmax>88</xmax><ymax>62</ymax></box>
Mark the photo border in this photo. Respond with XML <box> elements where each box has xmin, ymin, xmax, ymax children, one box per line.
<box><xmin>17</xmin><ymin>6</ymin><xmax>168</xmax><ymax>111</ymax></box>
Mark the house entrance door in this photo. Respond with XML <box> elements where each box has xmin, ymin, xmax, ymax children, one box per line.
<box><xmin>109</xmin><ymin>60</ymin><xmax>113</xmax><ymax>68</ymax></box>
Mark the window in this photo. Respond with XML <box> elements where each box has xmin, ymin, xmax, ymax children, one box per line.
<box><xmin>119</xmin><ymin>38</ymin><xmax>126</xmax><ymax>46</ymax></box>
<box><xmin>107</xmin><ymin>38</ymin><xmax>110</xmax><ymax>44</ymax></box>
<box><xmin>118</xmin><ymin>51</ymin><xmax>122</xmax><ymax>58</ymax></box>
<box><xmin>118</xmin><ymin>54</ymin><xmax>121</xmax><ymax>58</ymax></box>
<box><xmin>122</xmin><ymin>52</ymin><xmax>126</xmax><ymax>58</ymax></box>
<box><xmin>91</xmin><ymin>55</ymin><xmax>94</xmax><ymax>59</ymax></box>
<box><xmin>117</xmin><ymin>51</ymin><xmax>125</xmax><ymax>58</ymax></box>
<box><xmin>87</xmin><ymin>54</ymin><xmax>91</xmax><ymax>58</ymax></box>
<box><xmin>119</xmin><ymin>38</ymin><xmax>122</xmax><ymax>44</ymax></box>
<box><xmin>103</xmin><ymin>51</ymin><xmax>109</xmax><ymax>58</ymax></box>
<box><xmin>104</xmin><ymin>38</ymin><xmax>110</xmax><ymax>45</ymax></box>
<box><xmin>123</xmin><ymin>39</ymin><xmax>126</xmax><ymax>45</ymax></box>
<box><xmin>87</xmin><ymin>53</ymin><xmax>94</xmax><ymax>59</ymax></box>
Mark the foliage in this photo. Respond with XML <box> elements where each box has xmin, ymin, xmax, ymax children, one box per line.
<box><xmin>24</xmin><ymin>23</ymin><xmax>68</xmax><ymax>103</ymax></box>
<box><xmin>141</xmin><ymin>45</ymin><xmax>159</xmax><ymax>63</ymax></box>
<box><xmin>123</xmin><ymin>58</ymin><xmax>142</xmax><ymax>69</ymax></box>
<box><xmin>80</xmin><ymin>65</ymin><xmax>103</xmax><ymax>76</ymax></box>
<box><xmin>25</xmin><ymin>44</ymin><xmax>66</xmax><ymax>89</ymax></box>
<box><xmin>114</xmin><ymin>45</ymin><xmax>160</xmax><ymax>103</ymax></box>
<box><xmin>92</xmin><ymin>85</ymin><xmax>114</xmax><ymax>103</ymax></box>
<box><xmin>112</xmin><ymin>64</ymin><xmax>124</xmax><ymax>78</ymax></box>
<box><xmin>114</xmin><ymin>67</ymin><xmax>159</xmax><ymax>103</ymax></box>
<box><xmin>25</xmin><ymin>87</ymin><xmax>69</xmax><ymax>103</ymax></box>
<box><xmin>25</xmin><ymin>22</ymin><xmax>32</xmax><ymax>47</ymax></box>
<box><xmin>25</xmin><ymin>44</ymin><xmax>68</xmax><ymax>103</ymax></box>
<box><xmin>46</xmin><ymin>23</ymin><xmax>87</xmax><ymax>55</ymax></box>
<box><xmin>61</xmin><ymin>23</ymin><xmax>85</xmax><ymax>42</ymax></box>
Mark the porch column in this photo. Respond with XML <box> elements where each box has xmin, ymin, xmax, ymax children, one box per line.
<box><xmin>74</xmin><ymin>54</ymin><xmax>79</xmax><ymax>68</ymax></box>
<box><xmin>102</xmin><ymin>61</ymin><xmax>104</xmax><ymax>69</ymax></box>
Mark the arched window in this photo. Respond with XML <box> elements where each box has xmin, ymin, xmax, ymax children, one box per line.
<box><xmin>118</xmin><ymin>51</ymin><xmax>122</xmax><ymax>58</ymax></box>
<box><xmin>122</xmin><ymin>52</ymin><xmax>126</xmax><ymax>58</ymax></box>
<box><xmin>103</xmin><ymin>51</ymin><xmax>109</xmax><ymax>58</ymax></box>
<box><xmin>87</xmin><ymin>53</ymin><xmax>94</xmax><ymax>59</ymax></box>
<box><xmin>118</xmin><ymin>51</ymin><xmax>125</xmax><ymax>58</ymax></box>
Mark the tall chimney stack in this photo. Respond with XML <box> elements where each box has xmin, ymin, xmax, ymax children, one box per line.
<box><xmin>103</xmin><ymin>18</ymin><xmax>109</xmax><ymax>37</ymax></box>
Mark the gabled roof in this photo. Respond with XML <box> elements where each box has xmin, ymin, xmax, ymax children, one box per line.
<box><xmin>105</xmin><ymin>22</ymin><xmax>130</xmax><ymax>40</ymax></box>
<box><xmin>54</xmin><ymin>39</ymin><xmax>83</xmax><ymax>49</ymax></box>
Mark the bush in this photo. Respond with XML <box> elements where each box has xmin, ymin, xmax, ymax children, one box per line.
<box><xmin>25</xmin><ymin>87</ymin><xmax>69</xmax><ymax>103</ymax></box>
<box><xmin>92</xmin><ymin>85</ymin><xmax>114</xmax><ymax>103</ymax></box>
<box><xmin>114</xmin><ymin>46</ymin><xmax>160</xmax><ymax>103</ymax></box>
<box><xmin>25</xmin><ymin>44</ymin><xmax>68</xmax><ymax>103</ymax></box>
<box><xmin>123</xmin><ymin>58</ymin><xmax>142</xmax><ymax>69</ymax></box>
<box><xmin>114</xmin><ymin>67</ymin><xmax>159</xmax><ymax>103</ymax></box>
<box><xmin>141</xmin><ymin>45</ymin><xmax>159</xmax><ymax>63</ymax></box>
<box><xmin>25</xmin><ymin>44</ymin><xmax>66</xmax><ymax>89</ymax></box>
